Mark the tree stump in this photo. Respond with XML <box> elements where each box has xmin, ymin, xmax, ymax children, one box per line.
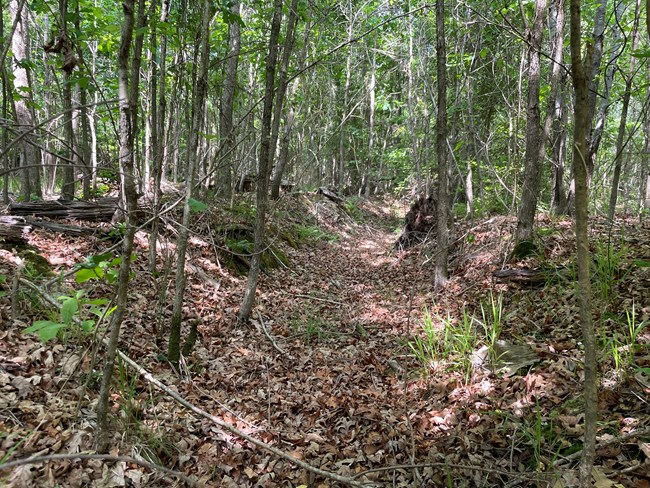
<box><xmin>395</xmin><ymin>195</ymin><xmax>437</xmax><ymax>249</ymax></box>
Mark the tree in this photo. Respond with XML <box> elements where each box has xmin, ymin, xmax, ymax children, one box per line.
<box><xmin>513</xmin><ymin>0</ymin><xmax>547</xmax><ymax>256</ymax></box>
<box><xmin>434</xmin><ymin>0</ymin><xmax>449</xmax><ymax>290</ymax></box>
<box><xmin>607</xmin><ymin>0</ymin><xmax>642</xmax><ymax>221</ymax></box>
<box><xmin>9</xmin><ymin>0</ymin><xmax>41</xmax><ymax>201</ymax></box>
<box><xmin>95</xmin><ymin>0</ymin><xmax>138</xmax><ymax>453</ymax></box>
<box><xmin>238</xmin><ymin>0</ymin><xmax>285</xmax><ymax>322</ymax></box>
<box><xmin>216</xmin><ymin>0</ymin><xmax>241</xmax><ymax>198</ymax></box>
<box><xmin>569</xmin><ymin>0</ymin><xmax>597</xmax><ymax>483</ymax></box>
<box><xmin>168</xmin><ymin>0</ymin><xmax>212</xmax><ymax>371</ymax></box>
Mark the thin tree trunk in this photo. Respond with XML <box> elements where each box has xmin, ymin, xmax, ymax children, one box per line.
<box><xmin>148</xmin><ymin>0</ymin><xmax>169</xmax><ymax>273</ymax></box>
<box><xmin>238</xmin><ymin>0</ymin><xmax>284</xmax><ymax>322</ymax></box>
<box><xmin>607</xmin><ymin>0</ymin><xmax>641</xmax><ymax>221</ymax></box>
<box><xmin>514</xmin><ymin>0</ymin><xmax>547</xmax><ymax>253</ymax></box>
<box><xmin>434</xmin><ymin>0</ymin><xmax>449</xmax><ymax>290</ymax></box>
<box><xmin>168</xmin><ymin>0</ymin><xmax>212</xmax><ymax>371</ymax></box>
<box><xmin>269</xmin><ymin>0</ymin><xmax>300</xmax><ymax>200</ymax></box>
<box><xmin>95</xmin><ymin>0</ymin><xmax>137</xmax><ymax>453</ymax></box>
<box><xmin>569</xmin><ymin>0</ymin><xmax>597</xmax><ymax>483</ymax></box>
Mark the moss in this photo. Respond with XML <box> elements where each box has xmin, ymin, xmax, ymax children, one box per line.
<box><xmin>511</xmin><ymin>240</ymin><xmax>538</xmax><ymax>259</ymax></box>
<box><xmin>13</xmin><ymin>245</ymin><xmax>53</xmax><ymax>278</ymax></box>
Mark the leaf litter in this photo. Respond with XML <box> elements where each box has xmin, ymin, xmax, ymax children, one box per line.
<box><xmin>0</xmin><ymin>195</ymin><xmax>649</xmax><ymax>487</ymax></box>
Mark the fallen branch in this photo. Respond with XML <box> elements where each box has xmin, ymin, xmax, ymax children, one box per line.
<box><xmin>0</xmin><ymin>453</ymin><xmax>195</xmax><ymax>486</ymax></box>
<box><xmin>256</xmin><ymin>310</ymin><xmax>286</xmax><ymax>354</ymax></box>
<box><xmin>18</xmin><ymin>278</ymin><xmax>369</xmax><ymax>488</ymax></box>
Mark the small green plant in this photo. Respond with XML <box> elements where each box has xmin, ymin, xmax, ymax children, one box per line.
<box><xmin>75</xmin><ymin>252</ymin><xmax>124</xmax><ymax>284</ymax></box>
<box><xmin>407</xmin><ymin>307</ymin><xmax>477</xmax><ymax>381</ymax></box>
<box><xmin>226</xmin><ymin>237</ymin><xmax>253</xmax><ymax>255</ymax></box>
<box><xmin>478</xmin><ymin>292</ymin><xmax>504</xmax><ymax>360</ymax></box>
<box><xmin>592</xmin><ymin>238</ymin><xmax>628</xmax><ymax>301</ymax></box>
<box><xmin>291</xmin><ymin>311</ymin><xmax>336</xmax><ymax>344</ymax></box>
<box><xmin>292</xmin><ymin>224</ymin><xmax>338</xmax><ymax>244</ymax></box>
<box><xmin>228</xmin><ymin>201</ymin><xmax>256</xmax><ymax>219</ymax></box>
<box><xmin>23</xmin><ymin>289</ymin><xmax>115</xmax><ymax>342</ymax></box>
<box><xmin>343</xmin><ymin>198</ymin><xmax>364</xmax><ymax>222</ymax></box>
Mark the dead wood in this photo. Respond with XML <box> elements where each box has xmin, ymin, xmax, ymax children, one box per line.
<box><xmin>0</xmin><ymin>216</ymin><xmax>32</xmax><ymax>242</ymax></box>
<box><xmin>9</xmin><ymin>198</ymin><xmax>119</xmax><ymax>222</ymax></box>
<box><xmin>492</xmin><ymin>267</ymin><xmax>572</xmax><ymax>284</ymax></box>
<box><xmin>317</xmin><ymin>186</ymin><xmax>344</xmax><ymax>204</ymax></box>
<box><xmin>395</xmin><ymin>195</ymin><xmax>437</xmax><ymax>249</ymax></box>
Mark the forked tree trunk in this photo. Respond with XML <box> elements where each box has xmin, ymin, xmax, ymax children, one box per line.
<box><xmin>569</xmin><ymin>0</ymin><xmax>597</xmax><ymax>483</ymax></box>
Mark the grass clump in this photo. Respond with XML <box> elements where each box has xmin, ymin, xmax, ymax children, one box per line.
<box><xmin>408</xmin><ymin>307</ymin><xmax>477</xmax><ymax>382</ymax></box>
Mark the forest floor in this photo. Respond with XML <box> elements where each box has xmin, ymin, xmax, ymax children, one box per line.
<box><xmin>1</xmin><ymin>193</ymin><xmax>650</xmax><ymax>487</ymax></box>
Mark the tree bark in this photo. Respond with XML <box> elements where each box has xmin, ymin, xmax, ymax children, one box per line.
<box><xmin>238</xmin><ymin>0</ymin><xmax>284</xmax><ymax>322</ymax></box>
<box><xmin>168</xmin><ymin>0</ymin><xmax>212</xmax><ymax>371</ymax></box>
<box><xmin>95</xmin><ymin>0</ymin><xmax>137</xmax><ymax>453</ymax></box>
<box><xmin>10</xmin><ymin>0</ymin><xmax>41</xmax><ymax>200</ymax></box>
<box><xmin>217</xmin><ymin>0</ymin><xmax>241</xmax><ymax>198</ymax></box>
<box><xmin>569</xmin><ymin>0</ymin><xmax>597</xmax><ymax>483</ymax></box>
<box><xmin>607</xmin><ymin>0</ymin><xmax>641</xmax><ymax>221</ymax></box>
<box><xmin>513</xmin><ymin>0</ymin><xmax>547</xmax><ymax>251</ymax></box>
<box><xmin>269</xmin><ymin>0</ymin><xmax>300</xmax><ymax>200</ymax></box>
<box><xmin>434</xmin><ymin>0</ymin><xmax>449</xmax><ymax>290</ymax></box>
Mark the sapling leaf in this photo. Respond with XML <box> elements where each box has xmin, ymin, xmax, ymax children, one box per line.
<box><xmin>61</xmin><ymin>297</ymin><xmax>79</xmax><ymax>324</ymax></box>
<box><xmin>24</xmin><ymin>321</ymin><xmax>66</xmax><ymax>342</ymax></box>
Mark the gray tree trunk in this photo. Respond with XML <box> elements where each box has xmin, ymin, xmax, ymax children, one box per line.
<box><xmin>10</xmin><ymin>0</ymin><xmax>41</xmax><ymax>200</ymax></box>
<box><xmin>168</xmin><ymin>0</ymin><xmax>212</xmax><ymax>371</ymax></box>
<box><xmin>569</xmin><ymin>0</ymin><xmax>597</xmax><ymax>483</ymax></box>
<box><xmin>95</xmin><ymin>0</ymin><xmax>137</xmax><ymax>453</ymax></box>
<box><xmin>434</xmin><ymin>0</ymin><xmax>449</xmax><ymax>290</ymax></box>
<box><xmin>513</xmin><ymin>0</ymin><xmax>547</xmax><ymax>252</ymax></box>
<box><xmin>607</xmin><ymin>0</ymin><xmax>641</xmax><ymax>221</ymax></box>
<box><xmin>217</xmin><ymin>0</ymin><xmax>241</xmax><ymax>198</ymax></box>
<box><xmin>239</xmin><ymin>0</ymin><xmax>284</xmax><ymax>322</ymax></box>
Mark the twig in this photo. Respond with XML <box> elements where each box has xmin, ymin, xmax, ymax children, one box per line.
<box><xmin>256</xmin><ymin>310</ymin><xmax>286</xmax><ymax>354</ymax></box>
<box><xmin>19</xmin><ymin>278</ymin><xmax>368</xmax><ymax>488</ymax></box>
<box><xmin>0</xmin><ymin>453</ymin><xmax>195</xmax><ymax>486</ymax></box>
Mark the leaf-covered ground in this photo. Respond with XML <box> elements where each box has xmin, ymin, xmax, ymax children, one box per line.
<box><xmin>1</xmin><ymin>194</ymin><xmax>650</xmax><ymax>487</ymax></box>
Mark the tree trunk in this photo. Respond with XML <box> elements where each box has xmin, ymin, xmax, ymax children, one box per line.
<box><xmin>10</xmin><ymin>0</ymin><xmax>41</xmax><ymax>200</ymax></box>
<box><xmin>607</xmin><ymin>0</ymin><xmax>641</xmax><ymax>221</ymax></box>
<box><xmin>269</xmin><ymin>0</ymin><xmax>300</xmax><ymax>200</ymax></box>
<box><xmin>95</xmin><ymin>0</ymin><xmax>137</xmax><ymax>453</ymax></box>
<box><xmin>434</xmin><ymin>0</ymin><xmax>449</xmax><ymax>290</ymax></box>
<box><xmin>148</xmin><ymin>0</ymin><xmax>169</xmax><ymax>273</ymax></box>
<box><xmin>59</xmin><ymin>0</ymin><xmax>75</xmax><ymax>200</ymax></box>
<box><xmin>217</xmin><ymin>0</ymin><xmax>241</xmax><ymax>198</ymax></box>
<box><xmin>168</xmin><ymin>0</ymin><xmax>212</xmax><ymax>371</ymax></box>
<box><xmin>238</xmin><ymin>0</ymin><xmax>284</xmax><ymax>322</ymax></box>
<box><xmin>513</xmin><ymin>0</ymin><xmax>547</xmax><ymax>253</ymax></box>
<box><xmin>569</xmin><ymin>0</ymin><xmax>597</xmax><ymax>483</ymax></box>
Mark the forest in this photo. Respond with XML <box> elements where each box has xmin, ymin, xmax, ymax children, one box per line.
<box><xmin>1</xmin><ymin>0</ymin><xmax>650</xmax><ymax>486</ymax></box>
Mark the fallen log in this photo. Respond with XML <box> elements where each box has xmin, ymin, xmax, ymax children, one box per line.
<box><xmin>9</xmin><ymin>198</ymin><xmax>118</xmax><ymax>222</ymax></box>
<box><xmin>0</xmin><ymin>216</ymin><xmax>32</xmax><ymax>243</ymax></box>
<box><xmin>24</xmin><ymin>218</ymin><xmax>108</xmax><ymax>237</ymax></box>
<box><xmin>493</xmin><ymin>267</ymin><xmax>572</xmax><ymax>284</ymax></box>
